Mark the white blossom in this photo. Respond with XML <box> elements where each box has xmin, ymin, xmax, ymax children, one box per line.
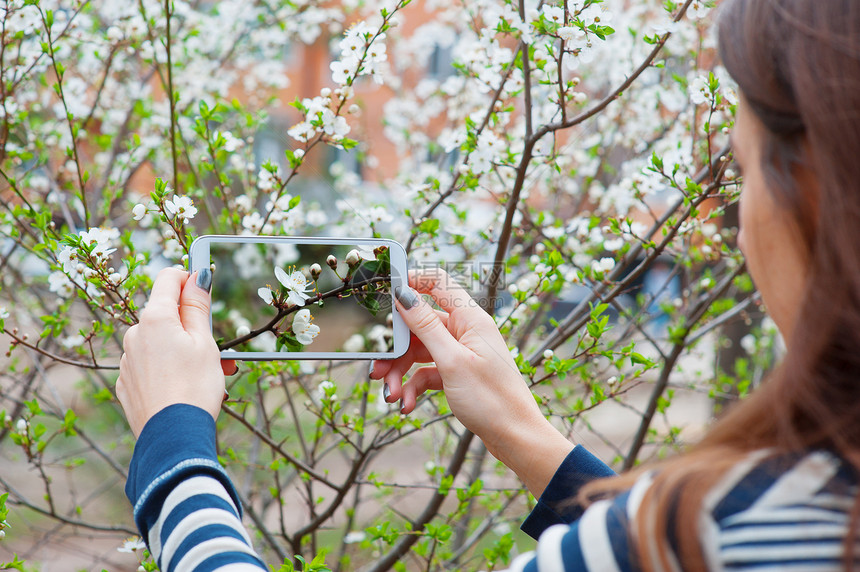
<box><xmin>591</xmin><ymin>257</ymin><xmax>615</xmax><ymax>274</ymax></box>
<box><xmin>258</xmin><ymin>286</ymin><xmax>274</xmax><ymax>305</ymax></box>
<box><xmin>132</xmin><ymin>203</ymin><xmax>147</xmax><ymax>220</ymax></box>
<box><xmin>164</xmin><ymin>195</ymin><xmax>197</xmax><ymax>223</ymax></box>
<box><xmin>275</xmin><ymin>266</ymin><xmax>314</xmax><ymax>307</ymax></box>
<box><xmin>343</xmin><ymin>333</ymin><xmax>364</xmax><ymax>353</ymax></box>
<box><xmin>79</xmin><ymin>227</ymin><xmax>119</xmax><ymax>259</ymax></box>
<box><xmin>117</xmin><ymin>537</ymin><xmax>147</xmax><ymax>553</ymax></box>
<box><xmin>292</xmin><ymin>309</ymin><xmax>320</xmax><ymax>345</ymax></box>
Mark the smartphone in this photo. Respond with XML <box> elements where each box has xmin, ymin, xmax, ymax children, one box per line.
<box><xmin>188</xmin><ymin>235</ymin><xmax>410</xmax><ymax>360</ymax></box>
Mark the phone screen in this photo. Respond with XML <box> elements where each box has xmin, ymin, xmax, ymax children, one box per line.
<box><xmin>201</xmin><ymin>239</ymin><xmax>401</xmax><ymax>357</ymax></box>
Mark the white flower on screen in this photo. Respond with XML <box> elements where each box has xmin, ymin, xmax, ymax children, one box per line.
<box><xmin>236</xmin><ymin>325</ymin><xmax>251</xmax><ymax>338</ymax></box>
<box><xmin>15</xmin><ymin>419</ymin><xmax>27</xmax><ymax>432</ymax></box>
<box><xmin>292</xmin><ymin>309</ymin><xmax>320</xmax><ymax>345</ymax></box>
<box><xmin>367</xmin><ymin>324</ymin><xmax>391</xmax><ymax>352</ymax></box>
<box><xmin>234</xmin><ymin>242</ymin><xmax>265</xmax><ymax>279</ymax></box>
<box><xmin>345</xmin><ymin>249</ymin><xmax>361</xmax><ymax>266</ymax></box>
<box><xmin>274</xmin><ymin>243</ymin><xmax>301</xmax><ymax>267</ymax></box>
<box><xmin>164</xmin><ymin>195</ymin><xmax>197</xmax><ymax>223</ymax></box>
<box><xmin>132</xmin><ymin>203</ymin><xmax>147</xmax><ymax>221</ymax></box>
<box><xmin>275</xmin><ymin>266</ymin><xmax>314</xmax><ymax>306</ymax></box>
<box><xmin>117</xmin><ymin>537</ymin><xmax>146</xmax><ymax>553</ymax></box>
<box><xmin>0</xmin><ymin>307</ymin><xmax>8</xmax><ymax>320</ymax></box>
<box><xmin>258</xmin><ymin>287</ymin><xmax>274</xmax><ymax>305</ymax></box>
<box><xmin>343</xmin><ymin>333</ymin><xmax>364</xmax><ymax>353</ymax></box>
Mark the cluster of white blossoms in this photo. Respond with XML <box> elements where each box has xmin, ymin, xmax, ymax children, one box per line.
<box><xmin>50</xmin><ymin>227</ymin><xmax>122</xmax><ymax>300</ymax></box>
<box><xmin>330</xmin><ymin>21</ymin><xmax>388</xmax><ymax>87</ymax></box>
<box><xmin>288</xmin><ymin>94</ymin><xmax>351</xmax><ymax>144</ymax></box>
<box><xmin>132</xmin><ymin>194</ymin><xmax>197</xmax><ymax>225</ymax></box>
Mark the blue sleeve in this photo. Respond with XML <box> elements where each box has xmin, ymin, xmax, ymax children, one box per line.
<box><xmin>509</xmin><ymin>491</ymin><xmax>637</xmax><ymax>572</ymax></box>
<box><xmin>520</xmin><ymin>445</ymin><xmax>617</xmax><ymax>540</ymax></box>
<box><xmin>125</xmin><ymin>404</ymin><xmax>266</xmax><ymax>571</ymax></box>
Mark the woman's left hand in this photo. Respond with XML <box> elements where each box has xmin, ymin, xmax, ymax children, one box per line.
<box><xmin>116</xmin><ymin>267</ymin><xmax>236</xmax><ymax>437</ymax></box>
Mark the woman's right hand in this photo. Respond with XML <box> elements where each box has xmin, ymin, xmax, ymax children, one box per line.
<box><xmin>371</xmin><ymin>268</ymin><xmax>573</xmax><ymax>496</ymax></box>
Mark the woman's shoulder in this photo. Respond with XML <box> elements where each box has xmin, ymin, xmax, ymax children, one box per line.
<box><xmin>705</xmin><ymin>448</ymin><xmax>857</xmax><ymax>519</ymax></box>
<box><xmin>700</xmin><ymin>448</ymin><xmax>858</xmax><ymax>570</ymax></box>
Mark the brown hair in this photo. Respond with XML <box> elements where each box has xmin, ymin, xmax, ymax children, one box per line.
<box><xmin>581</xmin><ymin>0</ymin><xmax>860</xmax><ymax>569</ymax></box>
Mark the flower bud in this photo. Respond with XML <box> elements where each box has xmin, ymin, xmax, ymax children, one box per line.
<box><xmin>345</xmin><ymin>249</ymin><xmax>361</xmax><ymax>266</ymax></box>
<box><xmin>236</xmin><ymin>325</ymin><xmax>250</xmax><ymax>337</ymax></box>
<box><xmin>132</xmin><ymin>203</ymin><xmax>147</xmax><ymax>220</ymax></box>
<box><xmin>326</xmin><ymin>255</ymin><xmax>338</xmax><ymax>269</ymax></box>
<box><xmin>0</xmin><ymin>530</ymin><xmax>5</xmax><ymax>540</ymax></box>
<box><xmin>16</xmin><ymin>418</ymin><xmax>27</xmax><ymax>433</ymax></box>
<box><xmin>309</xmin><ymin>263</ymin><xmax>322</xmax><ymax>280</ymax></box>
<box><xmin>543</xmin><ymin>349</ymin><xmax>554</xmax><ymax>360</ymax></box>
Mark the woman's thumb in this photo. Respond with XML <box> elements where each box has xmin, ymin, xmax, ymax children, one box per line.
<box><xmin>395</xmin><ymin>286</ymin><xmax>459</xmax><ymax>360</ymax></box>
<box><xmin>179</xmin><ymin>269</ymin><xmax>213</xmax><ymax>336</ymax></box>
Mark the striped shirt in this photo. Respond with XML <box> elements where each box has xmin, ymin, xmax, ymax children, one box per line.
<box><xmin>126</xmin><ymin>405</ymin><xmax>859</xmax><ymax>571</ymax></box>
<box><xmin>511</xmin><ymin>447</ymin><xmax>859</xmax><ymax>571</ymax></box>
<box><xmin>125</xmin><ymin>405</ymin><xmax>266</xmax><ymax>571</ymax></box>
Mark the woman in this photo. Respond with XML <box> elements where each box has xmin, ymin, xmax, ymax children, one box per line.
<box><xmin>117</xmin><ymin>0</ymin><xmax>860</xmax><ymax>569</ymax></box>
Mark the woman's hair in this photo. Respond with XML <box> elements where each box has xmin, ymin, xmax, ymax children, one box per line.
<box><xmin>581</xmin><ymin>0</ymin><xmax>860</xmax><ymax>569</ymax></box>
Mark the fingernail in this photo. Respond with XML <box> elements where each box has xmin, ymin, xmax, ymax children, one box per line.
<box><xmin>369</xmin><ymin>360</ymin><xmax>375</xmax><ymax>377</ymax></box>
<box><xmin>196</xmin><ymin>268</ymin><xmax>212</xmax><ymax>292</ymax></box>
<box><xmin>383</xmin><ymin>383</ymin><xmax>391</xmax><ymax>401</ymax></box>
<box><xmin>400</xmin><ymin>404</ymin><xmax>407</xmax><ymax>415</ymax></box>
<box><xmin>395</xmin><ymin>286</ymin><xmax>419</xmax><ymax>308</ymax></box>
<box><xmin>230</xmin><ymin>364</ymin><xmax>239</xmax><ymax>376</ymax></box>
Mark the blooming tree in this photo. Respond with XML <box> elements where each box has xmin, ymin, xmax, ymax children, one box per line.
<box><xmin>0</xmin><ymin>0</ymin><xmax>777</xmax><ymax>569</ymax></box>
